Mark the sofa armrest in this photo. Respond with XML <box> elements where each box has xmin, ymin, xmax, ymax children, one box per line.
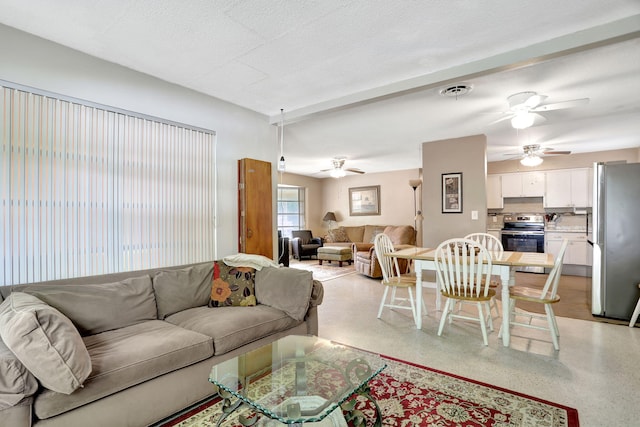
<box><xmin>309</xmin><ymin>280</ymin><xmax>324</xmax><ymax>308</ymax></box>
<box><xmin>310</xmin><ymin>237</ymin><xmax>323</xmax><ymax>246</ymax></box>
<box><xmin>352</xmin><ymin>242</ymin><xmax>374</xmax><ymax>252</ymax></box>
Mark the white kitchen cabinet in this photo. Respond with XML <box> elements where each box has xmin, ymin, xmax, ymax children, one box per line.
<box><xmin>501</xmin><ymin>172</ymin><xmax>545</xmax><ymax>198</ymax></box>
<box><xmin>544</xmin><ymin>168</ymin><xmax>591</xmax><ymax>208</ymax></box>
<box><xmin>545</xmin><ymin>232</ymin><xmax>592</xmax><ymax>266</ymax></box>
<box><xmin>486</xmin><ymin>175</ymin><xmax>503</xmax><ymax>209</ymax></box>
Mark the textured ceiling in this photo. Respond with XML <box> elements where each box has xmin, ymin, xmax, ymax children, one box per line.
<box><xmin>1</xmin><ymin>0</ymin><xmax>639</xmax><ymax>176</ymax></box>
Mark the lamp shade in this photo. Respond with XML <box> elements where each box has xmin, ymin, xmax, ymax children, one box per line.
<box><xmin>323</xmin><ymin>212</ymin><xmax>337</xmax><ymax>222</ymax></box>
<box><xmin>409</xmin><ymin>179</ymin><xmax>422</xmax><ymax>189</ymax></box>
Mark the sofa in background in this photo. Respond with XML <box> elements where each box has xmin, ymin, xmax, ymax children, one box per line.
<box><xmin>0</xmin><ymin>258</ymin><xmax>323</xmax><ymax>427</ymax></box>
<box><xmin>324</xmin><ymin>225</ymin><xmax>416</xmax><ymax>278</ymax></box>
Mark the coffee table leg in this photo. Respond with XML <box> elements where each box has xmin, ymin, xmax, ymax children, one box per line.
<box><xmin>340</xmin><ymin>382</ymin><xmax>382</xmax><ymax>427</ymax></box>
<box><xmin>214</xmin><ymin>386</ymin><xmax>259</xmax><ymax>427</ymax></box>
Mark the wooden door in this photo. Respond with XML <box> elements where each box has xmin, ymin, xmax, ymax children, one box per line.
<box><xmin>238</xmin><ymin>158</ymin><xmax>273</xmax><ymax>258</ymax></box>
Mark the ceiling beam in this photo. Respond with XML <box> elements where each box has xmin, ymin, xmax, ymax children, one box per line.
<box><xmin>269</xmin><ymin>15</ymin><xmax>640</xmax><ymax>125</ymax></box>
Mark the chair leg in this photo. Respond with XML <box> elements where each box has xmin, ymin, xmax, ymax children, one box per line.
<box><xmin>407</xmin><ymin>287</ymin><xmax>418</xmax><ymax>325</ymax></box>
<box><xmin>547</xmin><ymin>305</ymin><xmax>560</xmax><ymax>337</ymax></box>
<box><xmin>484</xmin><ymin>301</ymin><xmax>494</xmax><ymax>331</ymax></box>
<box><xmin>437</xmin><ymin>299</ymin><xmax>453</xmax><ymax>337</ymax></box>
<box><xmin>629</xmin><ymin>295</ymin><xmax>640</xmax><ymax>327</ymax></box>
<box><xmin>477</xmin><ymin>302</ymin><xmax>489</xmax><ymax>346</ymax></box>
<box><xmin>377</xmin><ymin>287</ymin><xmax>389</xmax><ymax>318</ymax></box>
<box><xmin>545</xmin><ymin>304</ymin><xmax>560</xmax><ymax>350</ymax></box>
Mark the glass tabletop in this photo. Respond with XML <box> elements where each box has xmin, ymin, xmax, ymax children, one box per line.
<box><xmin>209</xmin><ymin>335</ymin><xmax>386</xmax><ymax>424</ymax></box>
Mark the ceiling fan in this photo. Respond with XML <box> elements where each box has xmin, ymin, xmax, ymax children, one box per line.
<box><xmin>505</xmin><ymin>144</ymin><xmax>572</xmax><ymax>166</ymax></box>
<box><xmin>321</xmin><ymin>158</ymin><xmax>365</xmax><ymax>178</ymax></box>
<box><xmin>490</xmin><ymin>91</ymin><xmax>589</xmax><ymax>129</ymax></box>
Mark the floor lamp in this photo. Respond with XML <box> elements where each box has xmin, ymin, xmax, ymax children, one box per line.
<box><xmin>409</xmin><ymin>179</ymin><xmax>422</xmax><ymax>243</ymax></box>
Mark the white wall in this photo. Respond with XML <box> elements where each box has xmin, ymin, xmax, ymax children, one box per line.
<box><xmin>0</xmin><ymin>24</ymin><xmax>277</xmax><ymax>260</ymax></box>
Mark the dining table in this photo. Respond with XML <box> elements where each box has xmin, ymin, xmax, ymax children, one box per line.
<box><xmin>389</xmin><ymin>247</ymin><xmax>555</xmax><ymax>347</ymax></box>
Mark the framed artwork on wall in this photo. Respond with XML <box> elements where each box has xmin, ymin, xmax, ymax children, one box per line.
<box><xmin>442</xmin><ymin>172</ymin><xmax>462</xmax><ymax>213</ymax></box>
<box><xmin>349</xmin><ymin>185</ymin><xmax>381</xmax><ymax>216</ymax></box>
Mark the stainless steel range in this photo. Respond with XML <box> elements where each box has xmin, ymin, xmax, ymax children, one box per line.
<box><xmin>501</xmin><ymin>214</ymin><xmax>545</xmax><ymax>273</ymax></box>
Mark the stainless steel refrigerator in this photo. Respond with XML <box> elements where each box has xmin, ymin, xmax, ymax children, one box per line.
<box><xmin>591</xmin><ymin>162</ymin><xmax>640</xmax><ymax>320</ymax></box>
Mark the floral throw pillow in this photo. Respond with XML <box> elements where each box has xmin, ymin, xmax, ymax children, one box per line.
<box><xmin>327</xmin><ymin>227</ymin><xmax>350</xmax><ymax>243</ymax></box>
<box><xmin>209</xmin><ymin>261</ymin><xmax>257</xmax><ymax>307</ymax></box>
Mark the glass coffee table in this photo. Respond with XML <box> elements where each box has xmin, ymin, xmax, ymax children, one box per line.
<box><xmin>209</xmin><ymin>335</ymin><xmax>386</xmax><ymax>426</ymax></box>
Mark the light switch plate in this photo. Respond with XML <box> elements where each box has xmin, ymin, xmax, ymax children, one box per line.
<box><xmin>471</xmin><ymin>210</ymin><xmax>478</xmax><ymax>220</ymax></box>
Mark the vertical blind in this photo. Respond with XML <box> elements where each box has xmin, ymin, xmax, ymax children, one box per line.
<box><xmin>1</xmin><ymin>83</ymin><xmax>217</xmax><ymax>286</ymax></box>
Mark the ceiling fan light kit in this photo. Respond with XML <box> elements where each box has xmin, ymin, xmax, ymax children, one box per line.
<box><xmin>510</xmin><ymin>112</ymin><xmax>535</xmax><ymax>129</ymax></box>
<box><xmin>330</xmin><ymin>168</ymin><xmax>346</xmax><ymax>178</ymax></box>
<box><xmin>520</xmin><ymin>153</ymin><xmax>543</xmax><ymax>167</ymax></box>
<box><xmin>321</xmin><ymin>157</ymin><xmax>365</xmax><ymax>178</ymax></box>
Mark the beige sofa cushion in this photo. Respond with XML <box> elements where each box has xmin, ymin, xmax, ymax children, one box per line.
<box><xmin>255</xmin><ymin>267</ymin><xmax>313</xmax><ymax>321</ymax></box>
<box><xmin>0</xmin><ymin>292</ymin><xmax>91</xmax><ymax>395</ymax></box>
<box><xmin>165</xmin><ymin>305</ymin><xmax>299</xmax><ymax>355</ymax></box>
<box><xmin>18</xmin><ymin>275</ymin><xmax>157</xmax><ymax>335</ymax></box>
<box><xmin>0</xmin><ymin>338</ymin><xmax>38</xmax><ymax>409</ymax></box>
<box><xmin>34</xmin><ymin>320</ymin><xmax>213</xmax><ymax>419</ymax></box>
<box><xmin>153</xmin><ymin>263</ymin><xmax>214</xmax><ymax>319</ymax></box>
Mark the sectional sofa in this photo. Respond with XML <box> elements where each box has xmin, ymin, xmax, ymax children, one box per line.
<box><xmin>323</xmin><ymin>225</ymin><xmax>416</xmax><ymax>278</ymax></box>
<box><xmin>0</xmin><ymin>257</ymin><xmax>323</xmax><ymax>427</ymax></box>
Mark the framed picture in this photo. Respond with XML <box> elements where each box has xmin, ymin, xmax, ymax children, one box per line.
<box><xmin>442</xmin><ymin>172</ymin><xmax>462</xmax><ymax>213</ymax></box>
<box><xmin>349</xmin><ymin>185</ymin><xmax>381</xmax><ymax>216</ymax></box>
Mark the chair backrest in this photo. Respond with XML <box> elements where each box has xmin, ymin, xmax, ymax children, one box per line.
<box><xmin>541</xmin><ymin>238</ymin><xmax>569</xmax><ymax>299</ymax></box>
<box><xmin>291</xmin><ymin>230</ymin><xmax>312</xmax><ymax>244</ymax></box>
<box><xmin>374</xmin><ymin>233</ymin><xmax>402</xmax><ymax>283</ymax></box>
<box><xmin>434</xmin><ymin>238</ymin><xmax>493</xmax><ymax>298</ymax></box>
<box><xmin>464</xmin><ymin>233</ymin><xmax>503</xmax><ymax>253</ymax></box>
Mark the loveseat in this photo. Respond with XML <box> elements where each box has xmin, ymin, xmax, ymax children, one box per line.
<box><xmin>0</xmin><ymin>255</ymin><xmax>323</xmax><ymax>427</ymax></box>
<box><xmin>324</xmin><ymin>225</ymin><xmax>416</xmax><ymax>278</ymax></box>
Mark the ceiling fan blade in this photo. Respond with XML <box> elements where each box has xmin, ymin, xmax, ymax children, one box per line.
<box><xmin>487</xmin><ymin>114</ymin><xmax>515</xmax><ymax>126</ymax></box>
<box><xmin>345</xmin><ymin>168</ymin><xmax>365</xmax><ymax>174</ymax></box>
<box><xmin>532</xmin><ymin>98</ymin><xmax>589</xmax><ymax>112</ymax></box>
<box><xmin>542</xmin><ymin>150</ymin><xmax>572</xmax><ymax>155</ymax></box>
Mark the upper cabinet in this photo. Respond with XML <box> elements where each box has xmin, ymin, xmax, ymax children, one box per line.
<box><xmin>486</xmin><ymin>175</ymin><xmax>503</xmax><ymax>209</ymax></box>
<box><xmin>544</xmin><ymin>168</ymin><xmax>592</xmax><ymax>208</ymax></box>
<box><xmin>501</xmin><ymin>171</ymin><xmax>545</xmax><ymax>198</ymax></box>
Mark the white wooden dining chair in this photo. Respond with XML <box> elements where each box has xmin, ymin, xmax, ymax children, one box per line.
<box><xmin>464</xmin><ymin>233</ymin><xmax>503</xmax><ymax>322</ymax></box>
<box><xmin>374</xmin><ymin>233</ymin><xmax>420</xmax><ymax>323</ymax></box>
<box><xmin>434</xmin><ymin>238</ymin><xmax>495</xmax><ymax>345</ymax></box>
<box><xmin>499</xmin><ymin>239</ymin><xmax>568</xmax><ymax>350</ymax></box>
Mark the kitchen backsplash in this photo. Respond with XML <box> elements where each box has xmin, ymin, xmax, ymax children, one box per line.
<box><xmin>487</xmin><ymin>197</ymin><xmax>591</xmax><ymax>232</ymax></box>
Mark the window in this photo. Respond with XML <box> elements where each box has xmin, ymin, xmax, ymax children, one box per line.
<box><xmin>277</xmin><ymin>185</ymin><xmax>305</xmax><ymax>238</ymax></box>
<box><xmin>1</xmin><ymin>83</ymin><xmax>217</xmax><ymax>286</ymax></box>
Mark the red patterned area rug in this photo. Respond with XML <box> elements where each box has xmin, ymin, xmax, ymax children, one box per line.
<box><xmin>158</xmin><ymin>356</ymin><xmax>579</xmax><ymax>427</ymax></box>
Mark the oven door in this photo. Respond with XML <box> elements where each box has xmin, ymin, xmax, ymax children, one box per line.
<box><xmin>501</xmin><ymin>230</ymin><xmax>545</xmax><ymax>273</ymax></box>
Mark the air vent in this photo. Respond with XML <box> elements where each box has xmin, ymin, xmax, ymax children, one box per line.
<box><xmin>439</xmin><ymin>84</ymin><xmax>473</xmax><ymax>98</ymax></box>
